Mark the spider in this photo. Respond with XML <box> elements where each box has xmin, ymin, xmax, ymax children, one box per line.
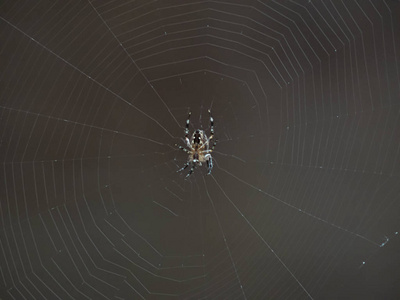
<box><xmin>175</xmin><ymin>110</ymin><xmax>217</xmax><ymax>177</ymax></box>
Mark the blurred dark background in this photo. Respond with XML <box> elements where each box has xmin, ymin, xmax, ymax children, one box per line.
<box><xmin>1</xmin><ymin>0</ymin><xmax>400</xmax><ymax>299</ymax></box>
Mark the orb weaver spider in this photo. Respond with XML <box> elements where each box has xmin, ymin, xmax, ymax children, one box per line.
<box><xmin>175</xmin><ymin>110</ymin><xmax>217</xmax><ymax>177</ymax></box>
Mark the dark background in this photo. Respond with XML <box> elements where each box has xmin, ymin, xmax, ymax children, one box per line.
<box><xmin>1</xmin><ymin>0</ymin><xmax>400</xmax><ymax>299</ymax></box>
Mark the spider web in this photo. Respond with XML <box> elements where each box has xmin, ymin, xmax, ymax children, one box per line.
<box><xmin>1</xmin><ymin>0</ymin><xmax>400</xmax><ymax>299</ymax></box>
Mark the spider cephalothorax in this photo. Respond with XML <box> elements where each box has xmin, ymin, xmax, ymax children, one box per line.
<box><xmin>175</xmin><ymin>110</ymin><xmax>217</xmax><ymax>177</ymax></box>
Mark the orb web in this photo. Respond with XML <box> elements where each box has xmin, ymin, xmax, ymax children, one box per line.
<box><xmin>1</xmin><ymin>0</ymin><xmax>400</xmax><ymax>299</ymax></box>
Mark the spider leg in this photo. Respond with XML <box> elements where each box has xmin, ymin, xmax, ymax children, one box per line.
<box><xmin>209</xmin><ymin>139</ymin><xmax>217</xmax><ymax>152</ymax></box>
<box><xmin>177</xmin><ymin>162</ymin><xmax>190</xmax><ymax>172</ymax></box>
<box><xmin>184</xmin><ymin>111</ymin><xmax>191</xmax><ymax>147</ymax></box>
<box><xmin>175</xmin><ymin>144</ymin><xmax>189</xmax><ymax>153</ymax></box>
<box><xmin>185</xmin><ymin>112</ymin><xmax>191</xmax><ymax>137</ymax></box>
<box><xmin>198</xmin><ymin>138</ymin><xmax>217</xmax><ymax>153</ymax></box>
<box><xmin>208</xmin><ymin>109</ymin><xmax>214</xmax><ymax>140</ymax></box>
<box><xmin>186</xmin><ymin>164</ymin><xmax>195</xmax><ymax>177</ymax></box>
<box><xmin>205</xmin><ymin>154</ymin><xmax>213</xmax><ymax>174</ymax></box>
